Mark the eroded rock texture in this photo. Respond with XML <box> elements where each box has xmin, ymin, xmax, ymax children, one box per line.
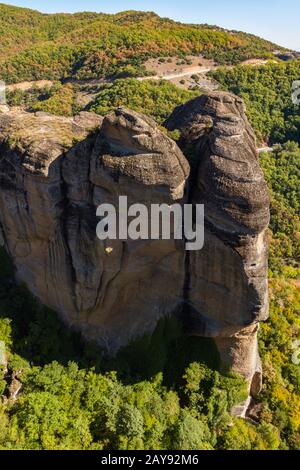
<box><xmin>0</xmin><ymin>92</ymin><xmax>270</xmax><ymax>395</ymax></box>
<box><xmin>166</xmin><ymin>92</ymin><xmax>270</xmax><ymax>393</ymax></box>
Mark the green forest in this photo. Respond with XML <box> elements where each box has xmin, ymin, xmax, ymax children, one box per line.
<box><xmin>6</xmin><ymin>79</ymin><xmax>199</xmax><ymax>122</ymax></box>
<box><xmin>87</xmin><ymin>79</ymin><xmax>199</xmax><ymax>123</ymax></box>
<box><xmin>0</xmin><ymin>3</ymin><xmax>282</xmax><ymax>84</ymax></box>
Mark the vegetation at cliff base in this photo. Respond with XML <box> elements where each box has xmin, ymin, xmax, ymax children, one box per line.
<box><xmin>259</xmin><ymin>278</ymin><xmax>300</xmax><ymax>449</ymax></box>
<box><xmin>0</xmin><ymin>250</ymin><xmax>280</xmax><ymax>449</ymax></box>
<box><xmin>6</xmin><ymin>79</ymin><xmax>199</xmax><ymax>122</ymax></box>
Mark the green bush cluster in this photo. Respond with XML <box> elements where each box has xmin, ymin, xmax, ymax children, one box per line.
<box><xmin>0</xmin><ymin>246</ymin><xmax>282</xmax><ymax>450</ymax></box>
<box><xmin>31</xmin><ymin>83</ymin><xmax>78</xmax><ymax>117</ymax></box>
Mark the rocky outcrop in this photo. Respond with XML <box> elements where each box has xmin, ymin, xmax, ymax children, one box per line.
<box><xmin>0</xmin><ymin>92</ymin><xmax>270</xmax><ymax>395</ymax></box>
<box><xmin>165</xmin><ymin>92</ymin><xmax>270</xmax><ymax>393</ymax></box>
<box><xmin>0</xmin><ymin>107</ymin><xmax>189</xmax><ymax>352</ymax></box>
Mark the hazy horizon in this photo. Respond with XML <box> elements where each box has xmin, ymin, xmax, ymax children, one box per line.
<box><xmin>1</xmin><ymin>0</ymin><xmax>299</xmax><ymax>51</ymax></box>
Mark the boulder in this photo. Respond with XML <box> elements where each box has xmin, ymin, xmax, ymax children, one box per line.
<box><xmin>166</xmin><ymin>92</ymin><xmax>270</xmax><ymax>393</ymax></box>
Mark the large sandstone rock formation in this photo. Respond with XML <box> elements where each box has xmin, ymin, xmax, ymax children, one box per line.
<box><xmin>0</xmin><ymin>92</ymin><xmax>270</xmax><ymax>395</ymax></box>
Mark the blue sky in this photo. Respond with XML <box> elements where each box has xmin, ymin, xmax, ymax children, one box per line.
<box><xmin>2</xmin><ymin>1</ymin><xmax>299</xmax><ymax>50</ymax></box>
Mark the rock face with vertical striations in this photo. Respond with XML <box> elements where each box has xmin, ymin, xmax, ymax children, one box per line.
<box><xmin>165</xmin><ymin>92</ymin><xmax>270</xmax><ymax>394</ymax></box>
<box><xmin>0</xmin><ymin>106</ymin><xmax>189</xmax><ymax>352</ymax></box>
<box><xmin>0</xmin><ymin>92</ymin><xmax>270</xmax><ymax>396</ymax></box>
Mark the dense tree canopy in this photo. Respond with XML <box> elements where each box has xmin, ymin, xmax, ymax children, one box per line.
<box><xmin>260</xmin><ymin>141</ymin><xmax>300</xmax><ymax>274</ymax></box>
<box><xmin>210</xmin><ymin>61</ymin><xmax>300</xmax><ymax>144</ymax></box>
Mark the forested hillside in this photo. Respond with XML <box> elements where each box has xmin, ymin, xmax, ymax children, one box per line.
<box><xmin>210</xmin><ymin>61</ymin><xmax>300</xmax><ymax>144</ymax></box>
<box><xmin>0</xmin><ymin>3</ymin><xmax>282</xmax><ymax>84</ymax></box>
<box><xmin>210</xmin><ymin>67</ymin><xmax>300</xmax><ymax>450</ymax></box>
<box><xmin>0</xmin><ymin>137</ymin><xmax>299</xmax><ymax>448</ymax></box>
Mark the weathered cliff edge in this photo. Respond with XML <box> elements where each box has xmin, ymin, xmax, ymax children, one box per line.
<box><xmin>0</xmin><ymin>92</ymin><xmax>270</xmax><ymax>395</ymax></box>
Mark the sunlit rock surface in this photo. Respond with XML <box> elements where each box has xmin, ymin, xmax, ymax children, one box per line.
<box><xmin>0</xmin><ymin>92</ymin><xmax>270</xmax><ymax>396</ymax></box>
